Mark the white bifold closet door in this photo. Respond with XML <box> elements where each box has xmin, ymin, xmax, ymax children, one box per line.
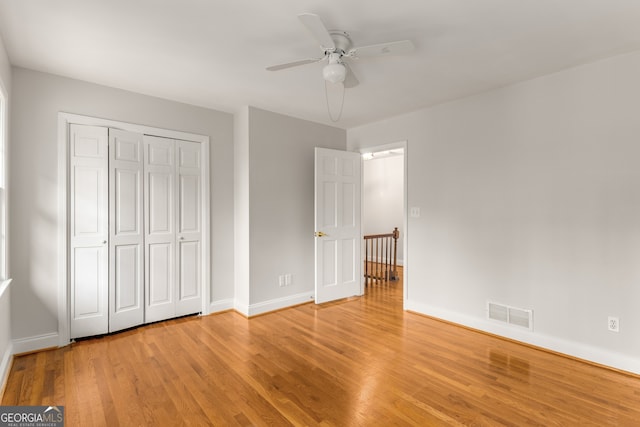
<box><xmin>69</xmin><ymin>124</ymin><xmax>109</xmax><ymax>339</ymax></box>
<box><xmin>109</xmin><ymin>129</ymin><xmax>144</xmax><ymax>332</ymax></box>
<box><xmin>144</xmin><ymin>135</ymin><xmax>202</xmax><ymax>323</ymax></box>
<box><xmin>69</xmin><ymin>126</ymin><xmax>202</xmax><ymax>339</ymax></box>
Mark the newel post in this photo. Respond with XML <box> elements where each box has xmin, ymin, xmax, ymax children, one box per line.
<box><xmin>392</xmin><ymin>227</ymin><xmax>399</xmax><ymax>280</ymax></box>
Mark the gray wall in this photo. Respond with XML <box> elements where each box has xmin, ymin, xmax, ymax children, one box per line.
<box><xmin>233</xmin><ymin>107</ymin><xmax>250</xmax><ymax>309</ymax></box>
<box><xmin>10</xmin><ymin>68</ymin><xmax>234</xmax><ymax>341</ymax></box>
<box><xmin>0</xmin><ymin>33</ymin><xmax>12</xmax><ymax>389</ymax></box>
<box><xmin>348</xmin><ymin>50</ymin><xmax>640</xmax><ymax>373</ymax></box>
<box><xmin>244</xmin><ymin>107</ymin><xmax>346</xmax><ymax>307</ymax></box>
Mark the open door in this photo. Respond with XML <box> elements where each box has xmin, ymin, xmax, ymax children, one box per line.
<box><xmin>314</xmin><ymin>147</ymin><xmax>362</xmax><ymax>304</ymax></box>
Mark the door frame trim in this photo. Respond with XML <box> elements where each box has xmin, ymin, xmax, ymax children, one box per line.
<box><xmin>57</xmin><ymin>112</ymin><xmax>211</xmax><ymax>346</ymax></box>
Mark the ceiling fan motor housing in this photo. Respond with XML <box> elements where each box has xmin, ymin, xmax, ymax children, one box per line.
<box><xmin>328</xmin><ymin>31</ymin><xmax>352</xmax><ymax>55</ymax></box>
<box><xmin>322</xmin><ymin>32</ymin><xmax>351</xmax><ymax>84</ymax></box>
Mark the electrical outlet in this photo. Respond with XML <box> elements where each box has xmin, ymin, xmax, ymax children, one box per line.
<box><xmin>279</xmin><ymin>274</ymin><xmax>292</xmax><ymax>287</ymax></box>
<box><xmin>608</xmin><ymin>316</ymin><xmax>619</xmax><ymax>333</ymax></box>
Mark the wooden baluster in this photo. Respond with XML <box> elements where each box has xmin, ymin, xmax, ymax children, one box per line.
<box><xmin>368</xmin><ymin>238</ymin><xmax>371</xmax><ymax>283</ymax></box>
<box><xmin>370</xmin><ymin>238</ymin><xmax>374</xmax><ymax>283</ymax></box>
<box><xmin>378</xmin><ymin>237</ymin><xmax>381</xmax><ymax>282</ymax></box>
<box><xmin>364</xmin><ymin>238</ymin><xmax>368</xmax><ymax>286</ymax></box>
<box><xmin>379</xmin><ymin>237</ymin><xmax>382</xmax><ymax>282</ymax></box>
<box><xmin>384</xmin><ymin>237</ymin><xmax>388</xmax><ymax>282</ymax></box>
<box><xmin>368</xmin><ymin>238</ymin><xmax>372</xmax><ymax>282</ymax></box>
<box><xmin>380</xmin><ymin>237</ymin><xmax>384</xmax><ymax>282</ymax></box>
<box><xmin>392</xmin><ymin>227</ymin><xmax>399</xmax><ymax>281</ymax></box>
<box><xmin>386</xmin><ymin>236</ymin><xmax>390</xmax><ymax>282</ymax></box>
<box><xmin>373</xmin><ymin>238</ymin><xmax>377</xmax><ymax>282</ymax></box>
<box><xmin>377</xmin><ymin>237</ymin><xmax>381</xmax><ymax>282</ymax></box>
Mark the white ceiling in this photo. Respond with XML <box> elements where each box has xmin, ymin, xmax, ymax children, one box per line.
<box><xmin>1</xmin><ymin>0</ymin><xmax>640</xmax><ymax>129</ymax></box>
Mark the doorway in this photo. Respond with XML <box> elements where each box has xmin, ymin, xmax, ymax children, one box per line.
<box><xmin>361</xmin><ymin>142</ymin><xmax>407</xmax><ymax>300</ymax></box>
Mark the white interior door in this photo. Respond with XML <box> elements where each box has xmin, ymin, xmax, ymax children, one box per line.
<box><xmin>175</xmin><ymin>140</ymin><xmax>202</xmax><ymax>316</ymax></box>
<box><xmin>314</xmin><ymin>147</ymin><xmax>362</xmax><ymax>304</ymax></box>
<box><xmin>144</xmin><ymin>135</ymin><xmax>176</xmax><ymax>323</ymax></box>
<box><xmin>69</xmin><ymin>124</ymin><xmax>109</xmax><ymax>338</ymax></box>
<box><xmin>108</xmin><ymin>129</ymin><xmax>144</xmax><ymax>332</ymax></box>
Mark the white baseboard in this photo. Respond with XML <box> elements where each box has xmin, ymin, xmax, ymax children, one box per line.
<box><xmin>12</xmin><ymin>332</ymin><xmax>59</xmax><ymax>355</ymax></box>
<box><xmin>234</xmin><ymin>302</ymin><xmax>249</xmax><ymax>317</ymax></box>
<box><xmin>244</xmin><ymin>291</ymin><xmax>315</xmax><ymax>317</ymax></box>
<box><xmin>209</xmin><ymin>298</ymin><xmax>234</xmax><ymax>314</ymax></box>
<box><xmin>405</xmin><ymin>299</ymin><xmax>640</xmax><ymax>376</ymax></box>
<box><xmin>0</xmin><ymin>341</ymin><xmax>13</xmax><ymax>400</ymax></box>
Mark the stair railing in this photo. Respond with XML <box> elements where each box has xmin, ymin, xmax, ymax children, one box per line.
<box><xmin>364</xmin><ymin>227</ymin><xmax>399</xmax><ymax>286</ymax></box>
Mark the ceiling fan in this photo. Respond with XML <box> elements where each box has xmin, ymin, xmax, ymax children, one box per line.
<box><xmin>266</xmin><ymin>13</ymin><xmax>415</xmax><ymax>88</ymax></box>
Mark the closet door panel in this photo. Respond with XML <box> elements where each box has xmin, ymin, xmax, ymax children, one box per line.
<box><xmin>114</xmin><ymin>169</ymin><xmax>139</xmax><ymax>234</ymax></box>
<box><xmin>146</xmin><ymin>242</ymin><xmax>175</xmax><ymax>322</ymax></box>
<box><xmin>109</xmin><ymin>129</ymin><xmax>144</xmax><ymax>333</ymax></box>
<box><xmin>70</xmin><ymin>124</ymin><xmax>109</xmax><ymax>339</ymax></box>
<box><xmin>178</xmin><ymin>174</ymin><xmax>200</xmax><ymax>233</ymax></box>
<box><xmin>73</xmin><ymin>167</ymin><xmax>105</xmax><ymax>237</ymax></box>
<box><xmin>178</xmin><ymin>241</ymin><xmax>200</xmax><ymax>299</ymax></box>
<box><xmin>114</xmin><ymin>245</ymin><xmax>140</xmax><ymax>309</ymax></box>
<box><xmin>175</xmin><ymin>140</ymin><xmax>202</xmax><ymax>316</ymax></box>
<box><xmin>148</xmin><ymin>173</ymin><xmax>173</xmax><ymax>234</ymax></box>
<box><xmin>144</xmin><ymin>135</ymin><xmax>176</xmax><ymax>322</ymax></box>
<box><xmin>73</xmin><ymin>247</ymin><xmax>106</xmax><ymax>317</ymax></box>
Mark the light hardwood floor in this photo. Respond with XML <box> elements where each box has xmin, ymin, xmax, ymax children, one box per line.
<box><xmin>3</xmin><ymin>272</ymin><xmax>640</xmax><ymax>425</ymax></box>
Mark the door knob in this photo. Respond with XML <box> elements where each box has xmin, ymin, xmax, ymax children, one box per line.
<box><xmin>314</xmin><ymin>231</ymin><xmax>327</xmax><ymax>237</ymax></box>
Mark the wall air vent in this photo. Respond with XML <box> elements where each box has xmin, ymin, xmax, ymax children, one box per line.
<box><xmin>488</xmin><ymin>302</ymin><xmax>508</xmax><ymax>323</ymax></box>
<box><xmin>487</xmin><ymin>301</ymin><xmax>533</xmax><ymax>331</ymax></box>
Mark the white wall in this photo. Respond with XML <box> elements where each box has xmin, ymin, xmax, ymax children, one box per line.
<box><xmin>10</xmin><ymin>68</ymin><xmax>234</xmax><ymax>346</ymax></box>
<box><xmin>236</xmin><ymin>107</ymin><xmax>345</xmax><ymax>314</ymax></box>
<box><xmin>363</xmin><ymin>155</ymin><xmax>404</xmax><ymax>263</ymax></box>
<box><xmin>0</xmin><ymin>33</ymin><xmax>12</xmax><ymax>394</ymax></box>
<box><xmin>348</xmin><ymin>50</ymin><xmax>640</xmax><ymax>374</ymax></box>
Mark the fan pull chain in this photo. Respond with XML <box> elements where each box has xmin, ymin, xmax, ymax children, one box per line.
<box><xmin>324</xmin><ymin>80</ymin><xmax>346</xmax><ymax>122</ymax></box>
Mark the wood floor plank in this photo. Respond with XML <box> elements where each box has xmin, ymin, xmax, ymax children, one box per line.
<box><xmin>3</xmin><ymin>271</ymin><xmax>640</xmax><ymax>425</ymax></box>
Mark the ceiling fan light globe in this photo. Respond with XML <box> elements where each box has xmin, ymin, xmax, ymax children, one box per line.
<box><xmin>323</xmin><ymin>63</ymin><xmax>346</xmax><ymax>83</ymax></box>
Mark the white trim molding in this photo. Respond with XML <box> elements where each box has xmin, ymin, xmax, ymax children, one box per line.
<box><xmin>209</xmin><ymin>299</ymin><xmax>234</xmax><ymax>314</ymax></box>
<box><xmin>57</xmin><ymin>112</ymin><xmax>211</xmax><ymax>347</ymax></box>
<box><xmin>12</xmin><ymin>332</ymin><xmax>59</xmax><ymax>355</ymax></box>
<box><xmin>0</xmin><ymin>278</ymin><xmax>10</xmax><ymax>299</ymax></box>
<box><xmin>405</xmin><ymin>299</ymin><xmax>640</xmax><ymax>376</ymax></box>
<box><xmin>235</xmin><ymin>292</ymin><xmax>315</xmax><ymax>317</ymax></box>
<box><xmin>0</xmin><ymin>278</ymin><xmax>11</xmax><ymax>400</ymax></box>
<box><xmin>0</xmin><ymin>340</ymin><xmax>12</xmax><ymax>400</ymax></box>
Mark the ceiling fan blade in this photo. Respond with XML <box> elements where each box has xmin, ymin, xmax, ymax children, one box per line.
<box><xmin>349</xmin><ymin>40</ymin><xmax>414</xmax><ymax>59</ymax></box>
<box><xmin>343</xmin><ymin>62</ymin><xmax>359</xmax><ymax>88</ymax></box>
<box><xmin>298</xmin><ymin>13</ymin><xmax>335</xmax><ymax>51</ymax></box>
<box><xmin>266</xmin><ymin>57</ymin><xmax>323</xmax><ymax>71</ymax></box>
